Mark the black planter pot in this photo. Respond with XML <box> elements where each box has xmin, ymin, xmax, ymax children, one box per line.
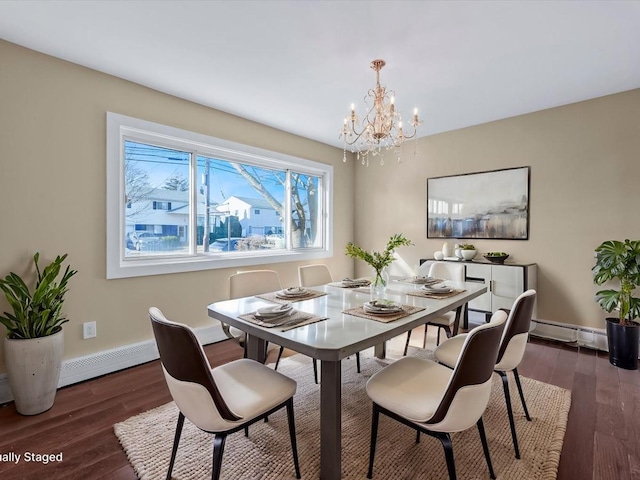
<box><xmin>606</xmin><ymin>317</ymin><xmax>640</xmax><ymax>370</ymax></box>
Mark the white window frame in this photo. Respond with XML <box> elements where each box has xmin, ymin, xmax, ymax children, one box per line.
<box><xmin>106</xmin><ymin>112</ymin><xmax>333</xmax><ymax>279</ymax></box>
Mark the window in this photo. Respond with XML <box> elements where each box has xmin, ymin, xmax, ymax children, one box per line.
<box><xmin>152</xmin><ymin>201</ymin><xmax>172</xmax><ymax>211</ymax></box>
<box><xmin>107</xmin><ymin>113</ymin><xmax>333</xmax><ymax>279</ymax></box>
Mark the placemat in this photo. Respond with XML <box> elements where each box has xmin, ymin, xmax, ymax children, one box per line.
<box><xmin>407</xmin><ymin>288</ymin><xmax>466</xmax><ymax>299</ymax></box>
<box><xmin>256</xmin><ymin>289</ymin><xmax>327</xmax><ymax>304</ymax></box>
<box><xmin>239</xmin><ymin>310</ymin><xmax>327</xmax><ymax>331</ymax></box>
<box><xmin>342</xmin><ymin>304</ymin><xmax>425</xmax><ymax>323</ymax></box>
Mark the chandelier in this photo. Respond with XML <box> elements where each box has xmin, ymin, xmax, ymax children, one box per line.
<box><xmin>340</xmin><ymin>59</ymin><xmax>421</xmax><ymax>166</ymax></box>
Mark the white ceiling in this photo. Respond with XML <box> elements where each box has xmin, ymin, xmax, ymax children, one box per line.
<box><xmin>1</xmin><ymin>1</ymin><xmax>639</xmax><ymax>149</ymax></box>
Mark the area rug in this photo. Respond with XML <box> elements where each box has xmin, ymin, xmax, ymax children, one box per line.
<box><xmin>114</xmin><ymin>348</ymin><xmax>571</xmax><ymax>479</ymax></box>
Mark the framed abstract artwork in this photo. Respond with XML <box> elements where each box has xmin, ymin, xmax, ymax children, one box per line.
<box><xmin>427</xmin><ymin>166</ymin><xmax>530</xmax><ymax>240</ymax></box>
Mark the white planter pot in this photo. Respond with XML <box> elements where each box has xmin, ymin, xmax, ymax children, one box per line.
<box><xmin>4</xmin><ymin>329</ymin><xmax>64</xmax><ymax>415</ymax></box>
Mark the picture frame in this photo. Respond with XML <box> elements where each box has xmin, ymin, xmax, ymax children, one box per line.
<box><xmin>427</xmin><ymin>166</ymin><xmax>530</xmax><ymax>240</ymax></box>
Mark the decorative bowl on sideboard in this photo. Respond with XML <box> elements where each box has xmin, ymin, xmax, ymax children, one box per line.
<box><xmin>461</xmin><ymin>249</ymin><xmax>477</xmax><ymax>261</ymax></box>
<box><xmin>483</xmin><ymin>253</ymin><xmax>509</xmax><ymax>264</ymax></box>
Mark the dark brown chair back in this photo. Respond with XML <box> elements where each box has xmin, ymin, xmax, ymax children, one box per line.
<box><xmin>496</xmin><ymin>290</ymin><xmax>536</xmax><ymax>365</ymax></box>
<box><xmin>428</xmin><ymin>310</ymin><xmax>507</xmax><ymax>424</ymax></box>
<box><xmin>149</xmin><ymin>307</ymin><xmax>240</xmax><ymax>421</ymax></box>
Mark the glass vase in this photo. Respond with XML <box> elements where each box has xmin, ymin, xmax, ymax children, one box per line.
<box><xmin>370</xmin><ymin>268</ymin><xmax>389</xmax><ymax>301</ymax></box>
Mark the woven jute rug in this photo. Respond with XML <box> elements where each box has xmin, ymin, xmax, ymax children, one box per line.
<box><xmin>114</xmin><ymin>348</ymin><xmax>571</xmax><ymax>479</ymax></box>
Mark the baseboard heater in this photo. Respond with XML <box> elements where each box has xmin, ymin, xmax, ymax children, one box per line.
<box><xmin>0</xmin><ymin>323</ymin><xmax>227</xmax><ymax>406</ymax></box>
<box><xmin>530</xmin><ymin>318</ymin><xmax>609</xmax><ymax>351</ymax></box>
<box><xmin>495</xmin><ymin>315</ymin><xmax>638</xmax><ymax>360</ymax></box>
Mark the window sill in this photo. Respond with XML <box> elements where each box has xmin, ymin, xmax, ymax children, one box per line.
<box><xmin>107</xmin><ymin>248</ymin><xmax>332</xmax><ymax>279</ymax></box>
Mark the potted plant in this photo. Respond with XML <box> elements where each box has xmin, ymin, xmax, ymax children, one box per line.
<box><xmin>592</xmin><ymin>239</ymin><xmax>640</xmax><ymax>370</ymax></box>
<box><xmin>0</xmin><ymin>253</ymin><xmax>77</xmax><ymax>414</ymax></box>
<box><xmin>346</xmin><ymin>234</ymin><xmax>413</xmax><ymax>299</ymax></box>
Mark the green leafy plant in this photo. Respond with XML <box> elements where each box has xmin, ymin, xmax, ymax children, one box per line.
<box><xmin>345</xmin><ymin>234</ymin><xmax>413</xmax><ymax>283</ymax></box>
<box><xmin>592</xmin><ymin>239</ymin><xmax>640</xmax><ymax>326</ymax></box>
<box><xmin>0</xmin><ymin>253</ymin><xmax>77</xmax><ymax>339</ymax></box>
<box><xmin>460</xmin><ymin>243</ymin><xmax>476</xmax><ymax>250</ymax></box>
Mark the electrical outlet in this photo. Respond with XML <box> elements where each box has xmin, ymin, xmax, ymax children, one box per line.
<box><xmin>83</xmin><ymin>321</ymin><xmax>97</xmax><ymax>339</ymax></box>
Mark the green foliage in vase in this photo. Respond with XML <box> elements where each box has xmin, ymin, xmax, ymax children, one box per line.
<box><xmin>0</xmin><ymin>253</ymin><xmax>77</xmax><ymax>339</ymax></box>
<box><xmin>460</xmin><ymin>243</ymin><xmax>476</xmax><ymax>250</ymax></box>
<box><xmin>345</xmin><ymin>234</ymin><xmax>413</xmax><ymax>275</ymax></box>
<box><xmin>592</xmin><ymin>239</ymin><xmax>640</xmax><ymax>326</ymax></box>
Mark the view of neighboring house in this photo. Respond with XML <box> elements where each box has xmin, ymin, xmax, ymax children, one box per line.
<box><xmin>217</xmin><ymin>196</ymin><xmax>283</xmax><ymax>238</ymax></box>
<box><xmin>126</xmin><ymin>188</ymin><xmax>196</xmax><ymax>242</ymax></box>
<box><xmin>126</xmin><ymin>191</ymin><xmax>284</xmax><ymax>249</ymax></box>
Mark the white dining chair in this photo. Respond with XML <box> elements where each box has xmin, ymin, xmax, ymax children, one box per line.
<box><xmin>297</xmin><ymin>264</ymin><xmax>361</xmax><ymax>376</ymax></box>
<box><xmin>298</xmin><ymin>264</ymin><xmax>333</xmax><ymax>288</ymax></box>
<box><xmin>366</xmin><ymin>310</ymin><xmax>508</xmax><ymax>480</ymax></box>
<box><xmin>404</xmin><ymin>262</ymin><xmax>466</xmax><ymax>355</ymax></box>
<box><xmin>435</xmin><ymin>289</ymin><xmax>537</xmax><ymax>459</ymax></box>
<box><xmin>149</xmin><ymin>307</ymin><xmax>301</xmax><ymax>480</ymax></box>
<box><xmin>222</xmin><ymin>270</ymin><xmax>283</xmax><ymax>359</ymax></box>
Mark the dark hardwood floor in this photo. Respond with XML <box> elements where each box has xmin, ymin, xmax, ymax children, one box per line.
<box><xmin>0</xmin><ymin>336</ymin><xmax>638</xmax><ymax>479</ymax></box>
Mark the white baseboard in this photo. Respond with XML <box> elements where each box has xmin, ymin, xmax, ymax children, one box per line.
<box><xmin>530</xmin><ymin>318</ymin><xmax>609</xmax><ymax>351</ymax></box>
<box><xmin>0</xmin><ymin>323</ymin><xmax>227</xmax><ymax>405</ymax></box>
<box><xmin>1</xmin><ymin>318</ymin><xmax>633</xmax><ymax>405</ymax></box>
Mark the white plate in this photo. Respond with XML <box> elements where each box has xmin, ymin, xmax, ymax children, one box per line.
<box><xmin>277</xmin><ymin>287</ymin><xmax>310</xmax><ymax>297</ymax></box>
<box><xmin>363</xmin><ymin>308</ymin><xmax>403</xmax><ymax>316</ymax></box>
<box><xmin>422</xmin><ymin>284</ymin><xmax>453</xmax><ymax>293</ymax></box>
<box><xmin>340</xmin><ymin>278</ymin><xmax>371</xmax><ymax>287</ymax></box>
<box><xmin>255</xmin><ymin>310</ymin><xmax>295</xmax><ymax>322</ymax></box>
<box><xmin>363</xmin><ymin>301</ymin><xmax>403</xmax><ymax>314</ymax></box>
<box><xmin>412</xmin><ymin>276</ymin><xmax>436</xmax><ymax>284</ymax></box>
<box><xmin>256</xmin><ymin>303</ymin><xmax>293</xmax><ymax>317</ymax></box>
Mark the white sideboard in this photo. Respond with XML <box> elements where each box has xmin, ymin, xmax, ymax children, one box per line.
<box><xmin>418</xmin><ymin>259</ymin><xmax>537</xmax><ymax>320</ymax></box>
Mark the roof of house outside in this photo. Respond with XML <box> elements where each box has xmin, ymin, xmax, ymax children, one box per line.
<box><xmin>225</xmin><ymin>196</ymin><xmax>276</xmax><ymax>210</ymax></box>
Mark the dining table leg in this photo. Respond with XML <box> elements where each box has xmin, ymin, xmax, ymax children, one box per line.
<box><xmin>462</xmin><ymin>303</ymin><xmax>469</xmax><ymax>330</ymax></box>
<box><xmin>245</xmin><ymin>334</ymin><xmax>267</xmax><ymax>364</ymax></box>
<box><xmin>320</xmin><ymin>359</ymin><xmax>342</xmax><ymax>479</ymax></box>
<box><xmin>452</xmin><ymin>305</ymin><xmax>464</xmax><ymax>336</ymax></box>
<box><xmin>374</xmin><ymin>342</ymin><xmax>386</xmax><ymax>359</ymax></box>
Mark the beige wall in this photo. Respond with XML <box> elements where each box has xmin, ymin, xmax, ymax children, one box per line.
<box><xmin>354</xmin><ymin>88</ymin><xmax>640</xmax><ymax>329</ymax></box>
<box><xmin>2</xmin><ymin>38</ymin><xmax>639</xmax><ymax>375</ymax></box>
<box><xmin>0</xmin><ymin>40</ymin><xmax>355</xmax><ymax>373</ymax></box>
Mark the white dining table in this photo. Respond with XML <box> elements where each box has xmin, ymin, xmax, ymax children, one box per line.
<box><xmin>207</xmin><ymin>279</ymin><xmax>487</xmax><ymax>479</ymax></box>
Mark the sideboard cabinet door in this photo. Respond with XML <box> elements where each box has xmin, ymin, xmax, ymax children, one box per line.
<box><xmin>465</xmin><ymin>263</ymin><xmax>491</xmax><ymax>312</ymax></box>
<box><xmin>491</xmin><ymin>265</ymin><xmax>525</xmax><ymax>311</ymax></box>
<box><xmin>463</xmin><ymin>263</ymin><xmax>536</xmax><ymax>316</ymax></box>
